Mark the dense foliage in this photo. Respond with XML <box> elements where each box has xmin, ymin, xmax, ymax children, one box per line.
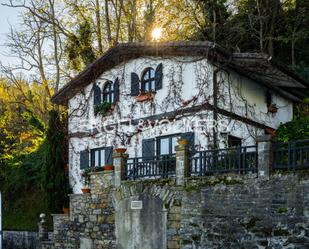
<box><xmin>276</xmin><ymin>102</ymin><xmax>309</xmax><ymax>142</ymax></box>
<box><xmin>0</xmin><ymin>79</ymin><xmax>69</xmax><ymax>229</ymax></box>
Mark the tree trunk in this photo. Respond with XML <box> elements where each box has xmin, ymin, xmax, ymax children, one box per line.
<box><xmin>95</xmin><ymin>0</ymin><xmax>103</xmax><ymax>54</ymax></box>
<box><xmin>212</xmin><ymin>5</ymin><xmax>217</xmax><ymax>43</ymax></box>
<box><xmin>104</xmin><ymin>0</ymin><xmax>112</xmax><ymax>44</ymax></box>
<box><xmin>267</xmin><ymin>0</ymin><xmax>279</xmax><ymax>56</ymax></box>
<box><xmin>291</xmin><ymin>31</ymin><xmax>295</xmax><ymax>66</ymax></box>
<box><xmin>49</xmin><ymin>0</ymin><xmax>60</xmax><ymax>93</ymax></box>
<box><xmin>256</xmin><ymin>0</ymin><xmax>264</xmax><ymax>53</ymax></box>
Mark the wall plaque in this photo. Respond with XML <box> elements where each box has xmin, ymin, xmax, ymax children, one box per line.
<box><xmin>131</xmin><ymin>200</ymin><xmax>143</xmax><ymax>210</ymax></box>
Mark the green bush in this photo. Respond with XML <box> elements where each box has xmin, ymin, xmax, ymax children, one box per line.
<box><xmin>276</xmin><ymin>116</ymin><xmax>309</xmax><ymax>142</ymax></box>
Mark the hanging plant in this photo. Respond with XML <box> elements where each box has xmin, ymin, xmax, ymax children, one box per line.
<box><xmin>94</xmin><ymin>102</ymin><xmax>113</xmax><ymax>116</ymax></box>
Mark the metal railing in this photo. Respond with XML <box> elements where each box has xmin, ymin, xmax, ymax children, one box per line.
<box><xmin>125</xmin><ymin>154</ymin><xmax>176</xmax><ymax>180</ymax></box>
<box><xmin>273</xmin><ymin>139</ymin><xmax>309</xmax><ymax>170</ymax></box>
<box><xmin>190</xmin><ymin>145</ymin><xmax>258</xmax><ymax>176</ymax></box>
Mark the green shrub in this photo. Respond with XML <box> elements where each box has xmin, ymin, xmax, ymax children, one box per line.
<box><xmin>276</xmin><ymin>116</ymin><xmax>309</xmax><ymax>142</ymax></box>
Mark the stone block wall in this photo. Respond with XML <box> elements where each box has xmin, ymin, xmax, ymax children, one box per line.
<box><xmin>3</xmin><ymin>231</ymin><xmax>39</xmax><ymax>249</ymax></box>
<box><xmin>181</xmin><ymin>174</ymin><xmax>309</xmax><ymax>249</ymax></box>
<box><xmin>46</xmin><ymin>171</ymin><xmax>116</xmax><ymax>249</ymax></box>
<box><xmin>40</xmin><ymin>171</ymin><xmax>309</xmax><ymax>249</ymax></box>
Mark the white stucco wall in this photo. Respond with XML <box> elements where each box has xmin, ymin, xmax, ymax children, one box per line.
<box><xmin>67</xmin><ymin>56</ymin><xmax>293</xmax><ymax>193</ymax></box>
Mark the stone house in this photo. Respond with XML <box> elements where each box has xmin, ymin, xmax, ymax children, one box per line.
<box><xmin>51</xmin><ymin>41</ymin><xmax>308</xmax><ymax>193</ymax></box>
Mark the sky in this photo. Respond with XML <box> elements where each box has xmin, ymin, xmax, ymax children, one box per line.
<box><xmin>0</xmin><ymin>2</ymin><xmax>22</xmax><ymax>66</ymax></box>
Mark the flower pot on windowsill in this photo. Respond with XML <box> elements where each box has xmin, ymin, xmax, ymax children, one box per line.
<box><xmin>81</xmin><ymin>187</ymin><xmax>91</xmax><ymax>194</ymax></box>
<box><xmin>115</xmin><ymin>148</ymin><xmax>127</xmax><ymax>154</ymax></box>
<box><xmin>135</xmin><ymin>92</ymin><xmax>155</xmax><ymax>102</ymax></box>
<box><xmin>62</xmin><ymin>207</ymin><xmax>70</xmax><ymax>214</ymax></box>
<box><xmin>267</xmin><ymin>104</ymin><xmax>278</xmax><ymax>113</ymax></box>
<box><xmin>108</xmin><ymin>105</ymin><xmax>115</xmax><ymax>113</ymax></box>
<box><xmin>104</xmin><ymin>165</ymin><xmax>114</xmax><ymax>171</ymax></box>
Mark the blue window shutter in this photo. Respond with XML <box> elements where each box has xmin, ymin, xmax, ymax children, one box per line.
<box><xmin>114</xmin><ymin>78</ymin><xmax>120</xmax><ymax>103</ymax></box>
<box><xmin>90</xmin><ymin>150</ymin><xmax>95</xmax><ymax>167</ymax></box>
<box><xmin>80</xmin><ymin>150</ymin><xmax>89</xmax><ymax>169</ymax></box>
<box><xmin>155</xmin><ymin>63</ymin><xmax>163</xmax><ymax>90</ymax></box>
<box><xmin>93</xmin><ymin>84</ymin><xmax>101</xmax><ymax>105</ymax></box>
<box><xmin>131</xmin><ymin>72</ymin><xmax>140</xmax><ymax>96</ymax></box>
<box><xmin>142</xmin><ymin>138</ymin><xmax>155</xmax><ymax>159</ymax></box>
<box><xmin>105</xmin><ymin>146</ymin><xmax>113</xmax><ymax>165</ymax></box>
<box><xmin>180</xmin><ymin>132</ymin><xmax>195</xmax><ymax>153</ymax></box>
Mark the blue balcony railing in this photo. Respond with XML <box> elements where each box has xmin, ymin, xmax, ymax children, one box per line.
<box><xmin>273</xmin><ymin>139</ymin><xmax>309</xmax><ymax>170</ymax></box>
<box><xmin>125</xmin><ymin>154</ymin><xmax>176</xmax><ymax>180</ymax></box>
<box><xmin>190</xmin><ymin>145</ymin><xmax>258</xmax><ymax>176</ymax></box>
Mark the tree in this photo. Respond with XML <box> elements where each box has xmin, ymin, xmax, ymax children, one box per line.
<box><xmin>42</xmin><ymin>110</ymin><xmax>70</xmax><ymax>211</ymax></box>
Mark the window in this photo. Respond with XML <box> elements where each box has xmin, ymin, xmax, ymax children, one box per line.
<box><xmin>93</xmin><ymin>84</ymin><xmax>101</xmax><ymax>106</ymax></box>
<box><xmin>103</xmin><ymin>81</ymin><xmax>114</xmax><ymax>103</ymax></box>
<box><xmin>130</xmin><ymin>63</ymin><xmax>163</xmax><ymax>96</ymax></box>
<box><xmin>157</xmin><ymin>135</ymin><xmax>179</xmax><ymax>156</ymax></box>
<box><xmin>142</xmin><ymin>132</ymin><xmax>195</xmax><ymax>159</ymax></box>
<box><xmin>90</xmin><ymin>147</ymin><xmax>113</xmax><ymax>167</ymax></box>
<box><xmin>228</xmin><ymin>135</ymin><xmax>242</xmax><ymax>147</ymax></box>
<box><xmin>141</xmin><ymin>68</ymin><xmax>156</xmax><ymax>92</ymax></box>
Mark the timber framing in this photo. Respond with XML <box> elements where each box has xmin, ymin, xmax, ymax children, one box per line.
<box><xmin>68</xmin><ymin>102</ymin><xmax>274</xmax><ymax>139</ymax></box>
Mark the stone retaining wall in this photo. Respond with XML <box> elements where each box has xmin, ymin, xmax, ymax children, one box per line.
<box><xmin>3</xmin><ymin>230</ymin><xmax>53</xmax><ymax>249</ymax></box>
<box><xmin>40</xmin><ymin>171</ymin><xmax>309</xmax><ymax>249</ymax></box>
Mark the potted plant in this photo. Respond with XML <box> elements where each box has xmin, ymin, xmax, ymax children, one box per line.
<box><xmin>104</xmin><ymin>165</ymin><xmax>114</xmax><ymax>171</ymax></box>
<box><xmin>62</xmin><ymin>207</ymin><xmax>70</xmax><ymax>214</ymax></box>
<box><xmin>135</xmin><ymin>92</ymin><xmax>155</xmax><ymax>102</ymax></box>
<box><xmin>81</xmin><ymin>170</ymin><xmax>91</xmax><ymax>194</ymax></box>
<box><xmin>178</xmin><ymin>138</ymin><xmax>189</xmax><ymax>145</ymax></box>
<box><xmin>115</xmin><ymin>147</ymin><xmax>127</xmax><ymax>154</ymax></box>
<box><xmin>81</xmin><ymin>187</ymin><xmax>91</xmax><ymax>193</ymax></box>
<box><xmin>267</xmin><ymin>104</ymin><xmax>278</xmax><ymax>113</ymax></box>
<box><xmin>94</xmin><ymin>102</ymin><xmax>114</xmax><ymax>116</ymax></box>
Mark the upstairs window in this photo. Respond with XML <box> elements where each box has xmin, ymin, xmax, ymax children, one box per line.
<box><xmin>103</xmin><ymin>81</ymin><xmax>114</xmax><ymax>103</ymax></box>
<box><xmin>93</xmin><ymin>84</ymin><xmax>101</xmax><ymax>106</ymax></box>
<box><xmin>93</xmin><ymin>78</ymin><xmax>119</xmax><ymax>107</ymax></box>
<box><xmin>130</xmin><ymin>63</ymin><xmax>163</xmax><ymax>96</ymax></box>
<box><xmin>141</xmin><ymin>68</ymin><xmax>156</xmax><ymax>92</ymax></box>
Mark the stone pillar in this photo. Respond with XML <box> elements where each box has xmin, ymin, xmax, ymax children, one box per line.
<box><xmin>90</xmin><ymin>171</ymin><xmax>114</xmax><ymax>194</ymax></box>
<box><xmin>38</xmin><ymin>213</ymin><xmax>48</xmax><ymax>241</ymax></box>
<box><xmin>256</xmin><ymin>135</ymin><xmax>274</xmax><ymax>180</ymax></box>
<box><xmin>113</xmin><ymin>149</ymin><xmax>128</xmax><ymax>187</ymax></box>
<box><xmin>175</xmin><ymin>139</ymin><xmax>190</xmax><ymax>186</ymax></box>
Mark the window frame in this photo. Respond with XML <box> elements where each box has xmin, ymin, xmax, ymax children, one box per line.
<box><xmin>102</xmin><ymin>81</ymin><xmax>114</xmax><ymax>103</ymax></box>
<box><xmin>156</xmin><ymin>134</ymin><xmax>180</xmax><ymax>157</ymax></box>
<box><xmin>141</xmin><ymin>67</ymin><xmax>156</xmax><ymax>92</ymax></box>
<box><xmin>90</xmin><ymin>147</ymin><xmax>106</xmax><ymax>167</ymax></box>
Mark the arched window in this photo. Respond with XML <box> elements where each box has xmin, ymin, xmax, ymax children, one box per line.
<box><xmin>103</xmin><ymin>81</ymin><xmax>114</xmax><ymax>103</ymax></box>
<box><xmin>141</xmin><ymin>68</ymin><xmax>155</xmax><ymax>92</ymax></box>
<box><xmin>93</xmin><ymin>84</ymin><xmax>102</xmax><ymax>105</ymax></box>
